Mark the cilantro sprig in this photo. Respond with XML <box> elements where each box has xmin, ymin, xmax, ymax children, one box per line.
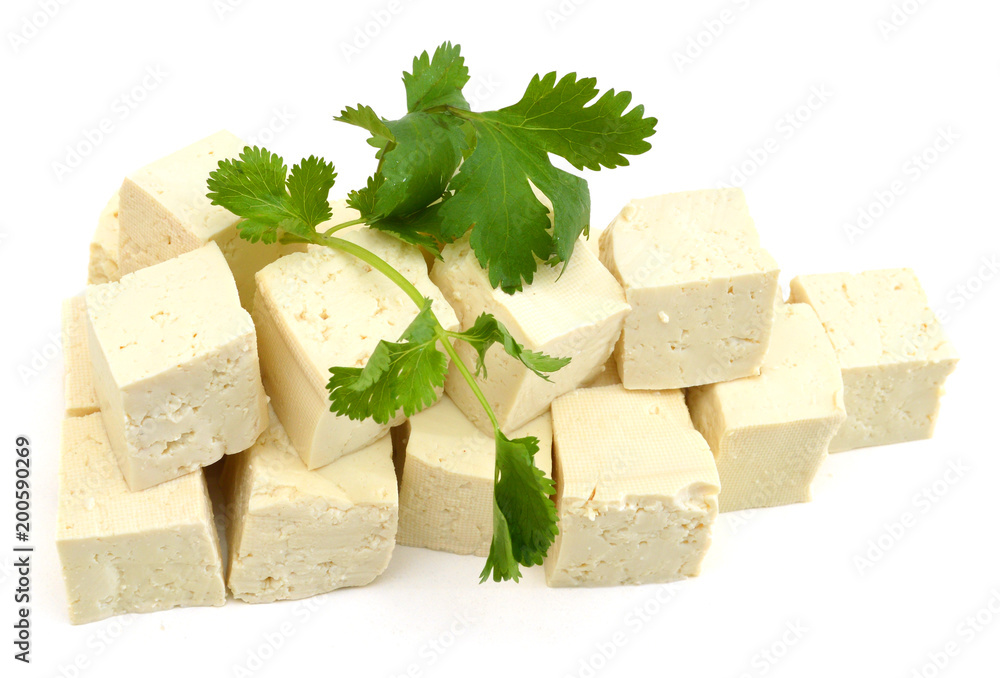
<box><xmin>207</xmin><ymin>42</ymin><xmax>655</xmax><ymax>582</ymax></box>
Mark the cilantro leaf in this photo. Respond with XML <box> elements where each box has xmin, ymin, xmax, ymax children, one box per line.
<box><xmin>454</xmin><ymin>313</ymin><xmax>570</xmax><ymax>380</ymax></box>
<box><xmin>326</xmin><ymin>301</ymin><xmax>448</xmax><ymax>424</ymax></box>
<box><xmin>403</xmin><ymin>41</ymin><xmax>470</xmax><ymax>112</ymax></box>
<box><xmin>374</xmin><ymin>112</ymin><xmax>466</xmax><ymax>219</ymax></box>
<box><xmin>491</xmin><ymin>72</ymin><xmax>657</xmax><ymax>171</ymax></box>
<box><xmin>436</xmin><ymin>72</ymin><xmax>655</xmax><ymax>292</ymax></box>
<box><xmin>481</xmin><ymin>432</ymin><xmax>558</xmax><ymax>582</ymax></box>
<box><xmin>335</xmin><ymin>104</ymin><xmax>394</xmax><ymax>156</ymax></box>
<box><xmin>207</xmin><ymin>147</ymin><xmax>336</xmax><ymax>243</ymax></box>
<box><xmin>346</xmin><ymin>173</ymin><xmax>385</xmax><ymax>220</ymax></box>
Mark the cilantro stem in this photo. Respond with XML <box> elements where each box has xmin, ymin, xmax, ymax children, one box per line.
<box><xmin>315</xmin><ymin>230</ymin><xmax>502</xmax><ymax>437</ymax></box>
<box><xmin>436</xmin><ymin>330</ymin><xmax>501</xmax><ymax>432</ymax></box>
<box><xmin>314</xmin><ymin>232</ymin><xmax>426</xmax><ymax>307</ymax></box>
<box><xmin>321</xmin><ymin>217</ymin><xmax>366</xmax><ymax>236</ymax></box>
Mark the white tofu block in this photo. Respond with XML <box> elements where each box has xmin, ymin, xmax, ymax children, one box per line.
<box><xmin>222</xmin><ymin>408</ymin><xmax>397</xmax><ymax>603</ymax></box>
<box><xmin>687</xmin><ymin>303</ymin><xmax>847</xmax><ymax>512</ymax></box>
<box><xmin>789</xmin><ymin>268</ymin><xmax>959</xmax><ymax>452</ymax></box>
<box><xmin>62</xmin><ymin>297</ymin><xmax>99</xmax><ymax>417</ymax></box>
<box><xmin>396</xmin><ymin>395</ymin><xmax>552</xmax><ymax>556</ymax></box>
<box><xmin>85</xmin><ymin>243</ymin><xmax>268</xmax><ymax>490</ymax></box>
<box><xmin>431</xmin><ymin>239</ymin><xmax>630</xmax><ymax>435</ymax></box>
<box><xmin>57</xmin><ymin>414</ymin><xmax>226</xmax><ymax>625</ymax></box>
<box><xmin>118</xmin><ymin>130</ymin><xmax>304</xmax><ymax>308</ymax></box>
<box><xmin>254</xmin><ymin>228</ymin><xmax>459</xmax><ymax>469</ymax></box>
<box><xmin>545</xmin><ymin>386</ymin><xmax>720</xmax><ymax>587</ymax></box>
<box><xmin>88</xmin><ymin>191</ymin><xmax>120</xmax><ymax>284</ymax></box>
<box><xmin>600</xmin><ymin>188</ymin><xmax>780</xmax><ymax>389</ymax></box>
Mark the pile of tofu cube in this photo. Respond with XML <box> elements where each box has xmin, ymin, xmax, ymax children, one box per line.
<box><xmin>58</xmin><ymin>131</ymin><xmax>959</xmax><ymax>623</ymax></box>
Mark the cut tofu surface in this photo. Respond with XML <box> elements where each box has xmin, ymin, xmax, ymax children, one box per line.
<box><xmin>222</xmin><ymin>407</ymin><xmax>398</xmax><ymax>603</ymax></box>
<box><xmin>56</xmin><ymin>414</ymin><xmax>226</xmax><ymax>625</ymax></box>
<box><xmin>789</xmin><ymin>268</ymin><xmax>959</xmax><ymax>452</ymax></box>
<box><xmin>687</xmin><ymin>303</ymin><xmax>846</xmax><ymax>512</ymax></box>
<box><xmin>545</xmin><ymin>385</ymin><xmax>720</xmax><ymax>587</ymax></box>
<box><xmin>85</xmin><ymin>242</ymin><xmax>268</xmax><ymax>490</ymax></box>
<box><xmin>87</xmin><ymin>191</ymin><xmax>120</xmax><ymax>285</ymax></box>
<box><xmin>61</xmin><ymin>296</ymin><xmax>99</xmax><ymax>417</ymax></box>
<box><xmin>397</xmin><ymin>395</ymin><xmax>552</xmax><ymax>556</ymax></box>
<box><xmin>600</xmin><ymin>188</ymin><xmax>780</xmax><ymax>389</ymax></box>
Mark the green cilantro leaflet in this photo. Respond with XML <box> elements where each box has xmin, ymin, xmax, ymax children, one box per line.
<box><xmin>453</xmin><ymin>313</ymin><xmax>571</xmax><ymax>380</ymax></box>
<box><xmin>481</xmin><ymin>432</ymin><xmax>559</xmax><ymax>583</ymax></box>
<box><xmin>326</xmin><ymin>301</ymin><xmax>448</xmax><ymax>425</ymax></box>
<box><xmin>403</xmin><ymin>41</ymin><xmax>470</xmax><ymax>112</ymax></box>
<box><xmin>207</xmin><ymin>147</ymin><xmax>335</xmax><ymax>243</ymax></box>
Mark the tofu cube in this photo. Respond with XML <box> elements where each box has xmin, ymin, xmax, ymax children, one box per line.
<box><xmin>118</xmin><ymin>130</ymin><xmax>304</xmax><ymax>307</ymax></box>
<box><xmin>222</xmin><ymin>408</ymin><xmax>398</xmax><ymax>603</ymax></box>
<box><xmin>88</xmin><ymin>191</ymin><xmax>120</xmax><ymax>284</ymax></box>
<box><xmin>545</xmin><ymin>385</ymin><xmax>720</xmax><ymax>587</ymax></box>
<box><xmin>687</xmin><ymin>303</ymin><xmax>847</xmax><ymax>512</ymax></box>
<box><xmin>62</xmin><ymin>297</ymin><xmax>99</xmax><ymax>417</ymax></box>
<box><xmin>396</xmin><ymin>395</ymin><xmax>552</xmax><ymax>556</ymax></box>
<box><xmin>600</xmin><ymin>188</ymin><xmax>780</xmax><ymax>389</ymax></box>
<box><xmin>789</xmin><ymin>268</ymin><xmax>959</xmax><ymax>452</ymax></box>
<box><xmin>57</xmin><ymin>414</ymin><xmax>226</xmax><ymax>625</ymax></box>
<box><xmin>254</xmin><ymin>228</ymin><xmax>459</xmax><ymax>469</ymax></box>
<box><xmin>85</xmin><ymin>243</ymin><xmax>268</xmax><ymax>491</ymax></box>
<box><xmin>430</xmin><ymin>239</ymin><xmax>630</xmax><ymax>434</ymax></box>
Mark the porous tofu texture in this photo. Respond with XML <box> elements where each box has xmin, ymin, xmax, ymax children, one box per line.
<box><xmin>254</xmin><ymin>227</ymin><xmax>459</xmax><ymax>470</ymax></box>
<box><xmin>56</xmin><ymin>414</ymin><xmax>226</xmax><ymax>625</ymax></box>
<box><xmin>687</xmin><ymin>303</ymin><xmax>846</xmax><ymax>512</ymax></box>
<box><xmin>600</xmin><ymin>188</ymin><xmax>780</xmax><ymax>389</ymax></box>
<box><xmin>546</xmin><ymin>386</ymin><xmax>720</xmax><ymax>587</ymax></box>
<box><xmin>118</xmin><ymin>130</ymin><xmax>304</xmax><ymax>307</ymax></box>
<box><xmin>396</xmin><ymin>395</ymin><xmax>552</xmax><ymax>556</ymax></box>
<box><xmin>62</xmin><ymin>297</ymin><xmax>99</xmax><ymax>417</ymax></box>
<box><xmin>88</xmin><ymin>191</ymin><xmax>120</xmax><ymax>284</ymax></box>
<box><xmin>85</xmin><ymin>243</ymin><xmax>268</xmax><ymax>491</ymax></box>
<box><xmin>789</xmin><ymin>268</ymin><xmax>959</xmax><ymax>452</ymax></box>
<box><xmin>431</xmin><ymin>238</ymin><xmax>630</xmax><ymax>435</ymax></box>
<box><xmin>222</xmin><ymin>408</ymin><xmax>398</xmax><ymax>603</ymax></box>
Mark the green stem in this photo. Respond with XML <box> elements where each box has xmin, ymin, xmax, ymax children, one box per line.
<box><xmin>314</xmin><ymin>233</ymin><xmax>426</xmax><ymax>307</ymax></box>
<box><xmin>316</xmin><ymin>229</ymin><xmax>502</xmax><ymax>434</ymax></box>
<box><xmin>321</xmin><ymin>217</ymin><xmax>366</xmax><ymax>236</ymax></box>
<box><xmin>437</xmin><ymin>331</ymin><xmax>500</xmax><ymax>432</ymax></box>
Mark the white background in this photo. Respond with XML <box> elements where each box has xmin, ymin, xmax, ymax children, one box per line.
<box><xmin>2</xmin><ymin>0</ymin><xmax>998</xmax><ymax>676</ymax></box>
